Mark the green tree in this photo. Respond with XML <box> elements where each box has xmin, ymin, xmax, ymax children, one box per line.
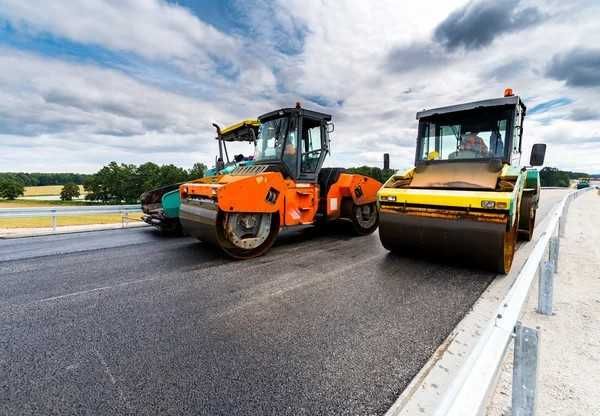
<box><xmin>539</xmin><ymin>167</ymin><xmax>571</xmax><ymax>187</ymax></box>
<box><xmin>137</xmin><ymin>162</ymin><xmax>162</xmax><ymax>191</ymax></box>
<box><xmin>0</xmin><ymin>179</ymin><xmax>25</xmax><ymax>200</ymax></box>
<box><xmin>84</xmin><ymin>162</ymin><xmax>137</xmax><ymax>203</ymax></box>
<box><xmin>158</xmin><ymin>164</ymin><xmax>189</xmax><ymax>185</ymax></box>
<box><xmin>84</xmin><ymin>161</ymin><xmax>198</xmax><ymax>204</ymax></box>
<box><xmin>60</xmin><ymin>183</ymin><xmax>81</xmax><ymax>201</ymax></box>
<box><xmin>346</xmin><ymin>166</ymin><xmax>395</xmax><ymax>183</ymax></box>
<box><xmin>188</xmin><ymin>163</ymin><xmax>207</xmax><ymax>180</ymax></box>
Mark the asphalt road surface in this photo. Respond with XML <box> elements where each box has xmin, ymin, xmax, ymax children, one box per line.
<box><xmin>0</xmin><ymin>190</ymin><xmax>568</xmax><ymax>415</ymax></box>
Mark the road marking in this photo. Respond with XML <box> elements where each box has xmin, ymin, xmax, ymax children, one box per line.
<box><xmin>30</xmin><ymin>276</ymin><xmax>159</xmax><ymax>305</ymax></box>
<box><xmin>93</xmin><ymin>348</ymin><xmax>131</xmax><ymax>410</ymax></box>
<box><xmin>94</xmin><ymin>348</ymin><xmax>117</xmax><ymax>385</ymax></box>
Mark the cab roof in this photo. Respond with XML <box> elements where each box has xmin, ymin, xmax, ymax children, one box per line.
<box><xmin>217</xmin><ymin>118</ymin><xmax>260</xmax><ymax>142</ymax></box>
<box><xmin>416</xmin><ymin>95</ymin><xmax>526</xmax><ymax>120</ymax></box>
<box><xmin>258</xmin><ymin>107</ymin><xmax>332</xmax><ymax>122</ymax></box>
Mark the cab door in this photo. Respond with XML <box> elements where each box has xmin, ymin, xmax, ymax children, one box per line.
<box><xmin>297</xmin><ymin>116</ymin><xmax>328</xmax><ymax>182</ymax></box>
<box><xmin>283</xmin><ymin>115</ymin><xmax>326</xmax><ymax>225</ymax></box>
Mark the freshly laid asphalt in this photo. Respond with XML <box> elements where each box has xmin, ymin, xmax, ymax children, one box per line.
<box><xmin>0</xmin><ymin>190</ymin><xmax>567</xmax><ymax>415</ymax></box>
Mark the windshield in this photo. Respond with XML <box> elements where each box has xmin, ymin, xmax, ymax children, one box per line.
<box><xmin>254</xmin><ymin>117</ymin><xmax>289</xmax><ymax>162</ymax></box>
<box><xmin>417</xmin><ymin>108</ymin><xmax>512</xmax><ymax>162</ymax></box>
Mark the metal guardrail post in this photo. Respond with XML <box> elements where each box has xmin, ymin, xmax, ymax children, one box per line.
<box><xmin>51</xmin><ymin>209</ymin><xmax>57</xmax><ymax>232</ymax></box>
<box><xmin>512</xmin><ymin>322</ymin><xmax>539</xmax><ymax>416</ymax></box>
<box><xmin>558</xmin><ymin>211</ymin><xmax>566</xmax><ymax>237</ymax></box>
<box><xmin>548</xmin><ymin>236</ymin><xmax>559</xmax><ymax>274</ymax></box>
<box><xmin>123</xmin><ymin>209</ymin><xmax>129</xmax><ymax>228</ymax></box>
<box><xmin>537</xmin><ymin>261</ymin><xmax>554</xmax><ymax>315</ymax></box>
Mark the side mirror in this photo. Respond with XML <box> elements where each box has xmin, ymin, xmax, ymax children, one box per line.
<box><xmin>530</xmin><ymin>143</ymin><xmax>546</xmax><ymax>166</ymax></box>
<box><xmin>326</xmin><ymin>122</ymin><xmax>335</xmax><ymax>134</ymax></box>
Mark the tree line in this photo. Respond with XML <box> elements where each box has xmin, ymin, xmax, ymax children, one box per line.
<box><xmin>83</xmin><ymin>162</ymin><xmax>206</xmax><ymax>203</ymax></box>
<box><xmin>345</xmin><ymin>166</ymin><xmax>396</xmax><ymax>183</ymax></box>
<box><xmin>0</xmin><ymin>162</ymin><xmax>206</xmax><ymax>202</ymax></box>
<box><xmin>0</xmin><ymin>172</ymin><xmax>90</xmax><ymax>186</ymax></box>
<box><xmin>539</xmin><ymin>167</ymin><xmax>589</xmax><ymax>187</ymax></box>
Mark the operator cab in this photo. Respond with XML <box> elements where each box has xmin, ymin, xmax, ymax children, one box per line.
<box><xmin>415</xmin><ymin>94</ymin><xmax>526</xmax><ymax>166</ymax></box>
<box><xmin>210</xmin><ymin>119</ymin><xmax>259</xmax><ymax>175</ymax></box>
<box><xmin>255</xmin><ymin>104</ymin><xmax>333</xmax><ymax>182</ymax></box>
<box><xmin>389</xmin><ymin>90</ymin><xmax>547</xmax><ymax>191</ymax></box>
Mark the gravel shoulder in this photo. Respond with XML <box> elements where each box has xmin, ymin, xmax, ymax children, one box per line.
<box><xmin>487</xmin><ymin>190</ymin><xmax>600</xmax><ymax>415</ymax></box>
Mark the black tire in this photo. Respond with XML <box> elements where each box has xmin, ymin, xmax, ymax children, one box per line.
<box><xmin>349</xmin><ymin>202</ymin><xmax>379</xmax><ymax>235</ymax></box>
<box><xmin>216</xmin><ymin>212</ymin><xmax>280</xmax><ymax>259</ymax></box>
<box><xmin>518</xmin><ymin>195</ymin><xmax>536</xmax><ymax>241</ymax></box>
<box><xmin>158</xmin><ymin>220</ymin><xmax>183</xmax><ymax>237</ymax></box>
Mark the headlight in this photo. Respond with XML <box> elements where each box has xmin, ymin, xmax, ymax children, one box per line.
<box><xmin>380</xmin><ymin>195</ymin><xmax>396</xmax><ymax>202</ymax></box>
<box><xmin>481</xmin><ymin>200</ymin><xmax>496</xmax><ymax>209</ymax></box>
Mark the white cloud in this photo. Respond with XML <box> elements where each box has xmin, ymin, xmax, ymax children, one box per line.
<box><xmin>0</xmin><ymin>0</ymin><xmax>239</xmax><ymax>61</ymax></box>
<box><xmin>1</xmin><ymin>0</ymin><xmax>600</xmax><ymax>173</ymax></box>
<box><xmin>0</xmin><ymin>49</ymin><xmax>259</xmax><ymax>171</ymax></box>
<box><xmin>248</xmin><ymin>0</ymin><xmax>600</xmax><ymax>172</ymax></box>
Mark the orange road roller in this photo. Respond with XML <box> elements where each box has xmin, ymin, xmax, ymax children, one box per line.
<box><xmin>179</xmin><ymin>104</ymin><xmax>382</xmax><ymax>258</ymax></box>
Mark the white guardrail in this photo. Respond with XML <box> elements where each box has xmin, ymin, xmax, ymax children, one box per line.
<box><xmin>0</xmin><ymin>204</ymin><xmax>141</xmax><ymax>231</ymax></box>
<box><xmin>429</xmin><ymin>186</ymin><xmax>596</xmax><ymax>416</ymax></box>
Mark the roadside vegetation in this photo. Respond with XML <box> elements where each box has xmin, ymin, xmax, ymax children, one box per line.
<box><xmin>346</xmin><ymin>166</ymin><xmax>395</xmax><ymax>183</ymax></box>
<box><xmin>0</xmin><ymin>162</ymin><xmax>206</xmax><ymax>230</ymax></box>
<box><xmin>0</xmin><ymin>179</ymin><xmax>24</xmax><ymax>200</ymax></box>
<box><xmin>60</xmin><ymin>183</ymin><xmax>81</xmax><ymax>201</ymax></box>
<box><xmin>539</xmin><ymin>167</ymin><xmax>589</xmax><ymax>187</ymax></box>
<box><xmin>83</xmin><ymin>161</ymin><xmax>206</xmax><ymax>203</ymax></box>
<box><xmin>0</xmin><ymin>172</ymin><xmax>90</xmax><ymax>186</ymax></box>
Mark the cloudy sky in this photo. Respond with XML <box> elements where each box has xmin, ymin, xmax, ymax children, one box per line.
<box><xmin>0</xmin><ymin>0</ymin><xmax>599</xmax><ymax>173</ymax></box>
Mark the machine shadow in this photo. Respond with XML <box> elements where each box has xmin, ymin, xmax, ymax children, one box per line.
<box><xmin>273</xmin><ymin>220</ymin><xmax>358</xmax><ymax>249</ymax></box>
<box><xmin>379</xmin><ymin>250</ymin><xmax>498</xmax><ymax>279</ymax></box>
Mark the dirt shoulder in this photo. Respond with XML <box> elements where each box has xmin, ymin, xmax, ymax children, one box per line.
<box><xmin>487</xmin><ymin>190</ymin><xmax>600</xmax><ymax>415</ymax></box>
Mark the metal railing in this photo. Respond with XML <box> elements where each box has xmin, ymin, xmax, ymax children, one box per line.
<box><xmin>0</xmin><ymin>204</ymin><xmax>141</xmax><ymax>232</ymax></box>
<box><xmin>430</xmin><ymin>186</ymin><xmax>595</xmax><ymax>416</ymax></box>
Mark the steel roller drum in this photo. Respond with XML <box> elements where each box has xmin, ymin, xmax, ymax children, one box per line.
<box><xmin>378</xmin><ymin>209</ymin><xmax>510</xmax><ymax>273</ymax></box>
<box><xmin>179</xmin><ymin>198</ymin><xmax>220</xmax><ymax>246</ymax></box>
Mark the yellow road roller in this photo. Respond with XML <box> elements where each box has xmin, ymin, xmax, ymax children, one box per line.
<box><xmin>377</xmin><ymin>89</ymin><xmax>546</xmax><ymax>273</ymax></box>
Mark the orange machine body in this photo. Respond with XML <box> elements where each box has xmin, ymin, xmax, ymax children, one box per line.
<box><xmin>179</xmin><ymin>105</ymin><xmax>382</xmax><ymax>259</ymax></box>
<box><xmin>180</xmin><ymin>172</ymin><xmax>381</xmax><ymax>229</ymax></box>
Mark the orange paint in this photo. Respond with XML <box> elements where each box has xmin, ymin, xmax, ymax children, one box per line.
<box><xmin>180</xmin><ymin>171</ymin><xmax>382</xmax><ymax>229</ymax></box>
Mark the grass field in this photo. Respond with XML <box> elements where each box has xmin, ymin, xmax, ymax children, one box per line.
<box><xmin>0</xmin><ymin>199</ymin><xmax>96</xmax><ymax>208</ymax></box>
<box><xmin>0</xmin><ymin>213</ymin><xmax>143</xmax><ymax>229</ymax></box>
<box><xmin>23</xmin><ymin>185</ymin><xmax>86</xmax><ymax>197</ymax></box>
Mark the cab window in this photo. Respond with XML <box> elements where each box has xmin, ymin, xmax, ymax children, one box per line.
<box><xmin>301</xmin><ymin>118</ymin><xmax>323</xmax><ymax>173</ymax></box>
<box><xmin>282</xmin><ymin>116</ymin><xmax>298</xmax><ymax>175</ymax></box>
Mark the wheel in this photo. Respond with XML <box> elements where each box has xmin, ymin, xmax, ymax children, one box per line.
<box><xmin>159</xmin><ymin>220</ymin><xmax>183</xmax><ymax>237</ymax></box>
<box><xmin>495</xmin><ymin>219</ymin><xmax>518</xmax><ymax>274</ymax></box>
<box><xmin>216</xmin><ymin>212</ymin><xmax>279</xmax><ymax>259</ymax></box>
<box><xmin>518</xmin><ymin>195</ymin><xmax>536</xmax><ymax>241</ymax></box>
<box><xmin>350</xmin><ymin>202</ymin><xmax>379</xmax><ymax>235</ymax></box>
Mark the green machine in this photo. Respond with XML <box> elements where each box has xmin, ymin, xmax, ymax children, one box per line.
<box><xmin>576</xmin><ymin>177</ymin><xmax>590</xmax><ymax>189</ymax></box>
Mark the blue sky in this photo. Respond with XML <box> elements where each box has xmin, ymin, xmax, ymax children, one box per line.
<box><xmin>0</xmin><ymin>0</ymin><xmax>599</xmax><ymax>173</ymax></box>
